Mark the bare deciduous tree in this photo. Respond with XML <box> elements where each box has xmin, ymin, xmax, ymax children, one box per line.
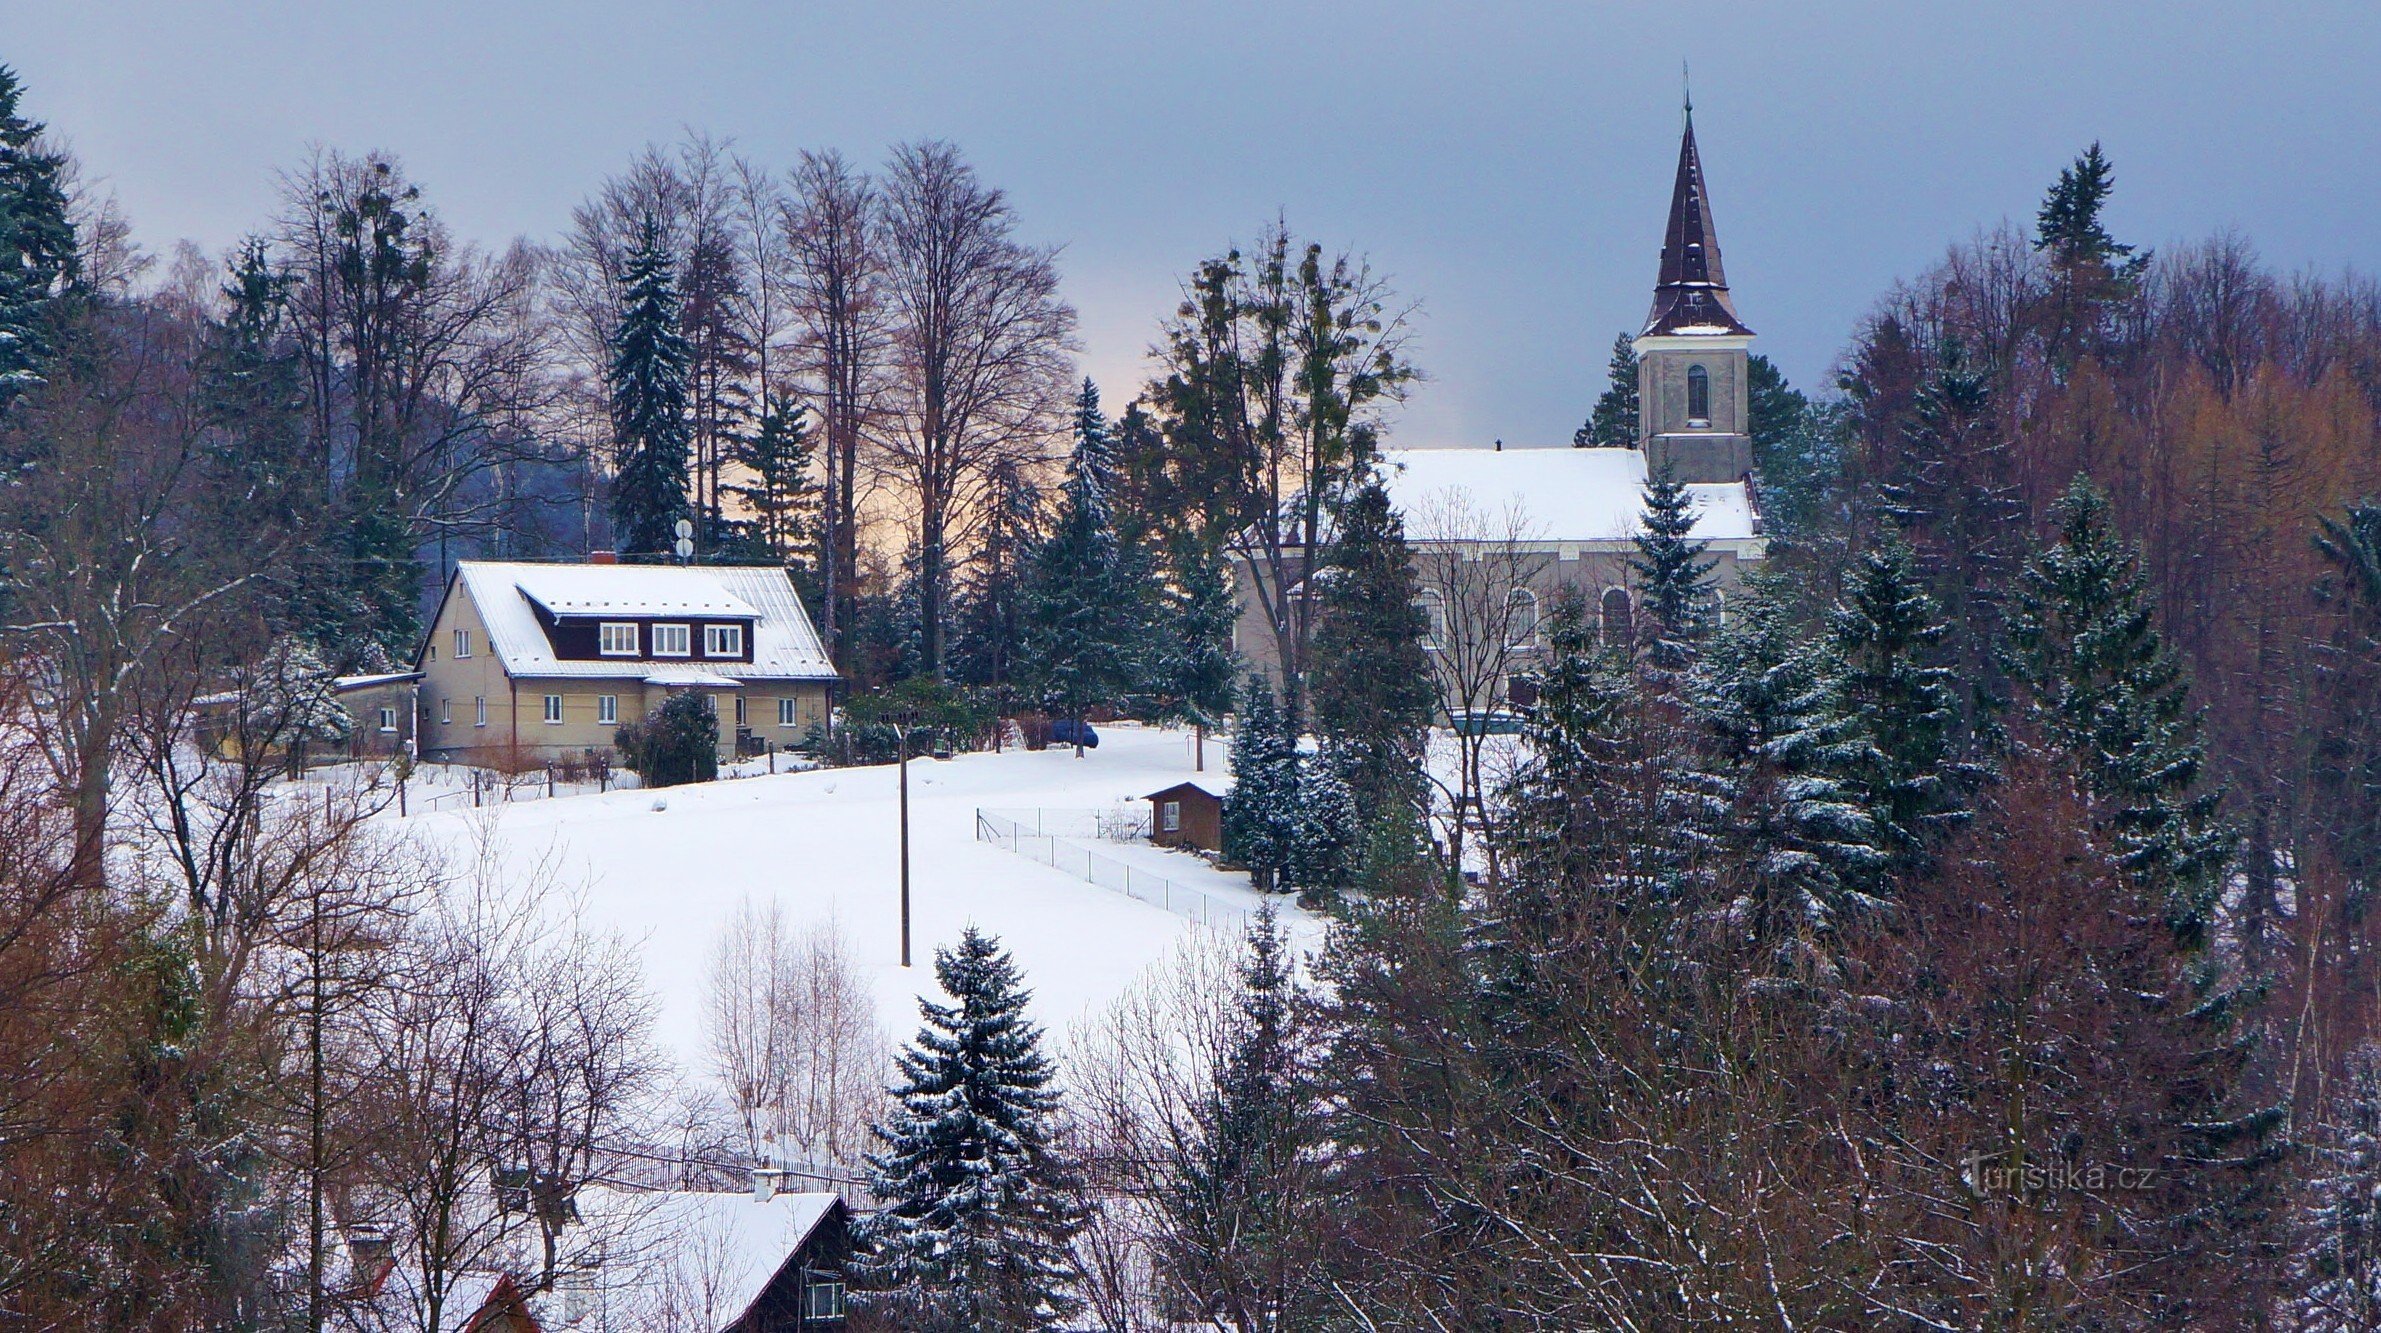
<box><xmin>874</xmin><ymin>140</ymin><xmax>1076</xmax><ymax>678</ymax></box>
<box><xmin>705</xmin><ymin>900</ymin><xmax>887</xmax><ymax>1181</ymax></box>
<box><xmin>1405</xmin><ymin>487</ymin><xmax>1550</xmax><ymax>877</ymax></box>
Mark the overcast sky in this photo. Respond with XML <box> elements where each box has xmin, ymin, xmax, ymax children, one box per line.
<box><xmin>6</xmin><ymin>2</ymin><xmax>2375</xmax><ymax>445</ymax></box>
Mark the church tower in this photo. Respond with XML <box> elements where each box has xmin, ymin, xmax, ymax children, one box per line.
<box><xmin>1633</xmin><ymin>105</ymin><xmax>1755</xmax><ymax>484</ymax></box>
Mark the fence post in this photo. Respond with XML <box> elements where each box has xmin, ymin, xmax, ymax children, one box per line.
<box><xmin>547</xmin><ymin>764</ymin><xmax>555</xmax><ymax>799</ymax></box>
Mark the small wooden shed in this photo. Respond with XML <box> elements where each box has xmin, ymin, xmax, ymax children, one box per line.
<box><xmin>1145</xmin><ymin>781</ymin><xmax>1224</xmax><ymax>853</ymax></box>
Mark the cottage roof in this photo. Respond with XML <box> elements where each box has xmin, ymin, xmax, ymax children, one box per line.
<box><xmin>1642</xmin><ymin>111</ymin><xmax>1753</xmax><ymax>338</ymax></box>
<box><xmin>445</xmin><ymin>562</ymin><xmax>837</xmax><ymax>683</ymax></box>
<box><xmin>1379</xmin><ymin>446</ymin><xmax>1759</xmax><ymax>544</ymax></box>
<box><xmin>1145</xmin><ymin>781</ymin><xmax>1223</xmax><ymax>803</ymax></box>
<box><xmin>578</xmin><ymin>1186</ymin><xmax>841</xmax><ymax>1330</ymax></box>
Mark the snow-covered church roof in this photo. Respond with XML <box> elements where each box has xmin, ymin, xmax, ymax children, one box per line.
<box><xmin>1377</xmin><ymin>446</ymin><xmax>1760</xmax><ymax>544</ymax></box>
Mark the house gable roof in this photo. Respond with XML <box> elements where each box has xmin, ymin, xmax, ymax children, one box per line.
<box><xmin>440</xmin><ymin>562</ymin><xmax>837</xmax><ymax>683</ymax></box>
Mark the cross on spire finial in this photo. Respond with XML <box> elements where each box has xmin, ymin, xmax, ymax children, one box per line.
<box><xmin>1683</xmin><ymin>61</ymin><xmax>1693</xmax><ymax>123</ymax></box>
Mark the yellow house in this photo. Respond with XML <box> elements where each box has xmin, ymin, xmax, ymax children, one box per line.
<box><xmin>415</xmin><ymin>560</ymin><xmax>837</xmax><ymax>765</ymax></box>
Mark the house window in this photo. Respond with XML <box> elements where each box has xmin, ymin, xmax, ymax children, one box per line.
<box><xmin>1162</xmin><ymin>800</ymin><xmax>1182</xmax><ymax>833</ymax></box>
<box><xmin>440</xmin><ymin>698</ymin><xmax>452</xmax><ymax>726</ymax></box>
<box><xmin>599</xmin><ymin>622</ymin><xmax>638</xmax><ymax>656</ymax></box>
<box><xmin>1505</xmin><ymin>587</ymin><xmax>1541</xmax><ymax>650</ymax></box>
<box><xmin>454</xmin><ymin>628</ymin><xmax>472</xmax><ymax>659</ymax></box>
<box><xmin>543</xmin><ymin>695</ymin><xmax>563</xmax><ymax>724</ymax></box>
<box><xmin>1686</xmin><ymin>364</ymin><xmax>1711</xmax><ymax>426</ymax></box>
<box><xmin>777</xmin><ymin>697</ymin><xmax>799</xmax><ymax>727</ymax></box>
<box><xmin>1415</xmin><ymin>589</ymin><xmax>1446</xmax><ymax>650</ymax></box>
<box><xmin>803</xmin><ymin>1281</ymin><xmax>846</xmax><ymax>1320</ymax></box>
<box><xmin>652</xmin><ymin>623</ymin><xmax>691</xmax><ymax>657</ymax></box>
<box><xmin>474</xmin><ymin>697</ymin><xmax>487</xmax><ymax>728</ymax></box>
<box><xmin>1600</xmin><ymin>587</ymin><xmax>1636</xmax><ymax>649</ymax></box>
<box><xmin>734</xmin><ymin>695</ymin><xmax>747</xmax><ymax>726</ymax></box>
<box><xmin>378</xmin><ymin>706</ymin><xmax>397</xmax><ymax>733</ymax></box>
<box><xmin>704</xmin><ymin>624</ymin><xmax>744</xmax><ymax>658</ymax></box>
<box><xmin>598</xmin><ymin>695</ymin><xmax>618</xmax><ymax>725</ymax></box>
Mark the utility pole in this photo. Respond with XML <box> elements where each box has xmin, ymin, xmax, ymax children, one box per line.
<box><xmin>896</xmin><ymin>722</ymin><xmax>912</xmax><ymax>968</ymax></box>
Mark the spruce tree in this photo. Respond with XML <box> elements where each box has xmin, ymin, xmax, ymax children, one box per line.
<box><xmin>858</xmin><ymin>929</ymin><xmax>1084</xmax><ymax>1330</ymax></box>
<box><xmin>1284</xmin><ymin>747</ymin><xmax>1361</xmax><ymax>906</ymax></box>
<box><xmin>2035</xmin><ymin>141</ymin><xmax>2142</xmax><ymax>275</ymax></box>
<box><xmin>1223</xmin><ymin>675</ymin><xmax>1300</xmax><ymax>892</ymax></box>
<box><xmin>1696</xmin><ymin>582</ymin><xmax>1884</xmax><ymax>961</ymax></box>
<box><xmin>950</xmin><ymin>460</ymin><xmax>1043</xmax><ymax>706</ymax></box>
<box><xmin>1154</xmin><ymin>535</ymin><xmax>1240</xmax><ymax>739</ymax></box>
<box><xmin>1745</xmin><ymin>353</ymin><xmax>1838</xmax><ymax>540</ymax></box>
<box><xmin>1579</xmin><ymin>331</ymin><xmax>1639</xmax><ymax>447</ymax></box>
<box><xmin>2010</xmin><ymin>476</ymin><xmax>2232</xmax><ymax>944</ymax></box>
<box><xmin>1629</xmin><ymin>464</ymin><xmax>1718</xmax><ymax>684</ymax></box>
<box><xmin>1879</xmin><ymin>340</ymin><xmax>2025</xmax><ymax>724</ymax></box>
<box><xmin>608</xmin><ymin>215</ymin><xmax>693</xmax><ymax>557</ymax></box>
<box><xmin>1156</xmin><ymin>906</ymin><xmax>1329</xmax><ymax>1326</ymax></box>
<box><xmin>1310</xmin><ymin>475</ymin><xmax>1433</xmax><ymax>819</ymax></box>
<box><xmin>1022</xmin><ymin>380</ymin><xmax>1156</xmax><ymax>747</ymax></box>
<box><xmin>0</xmin><ymin>66</ymin><xmax>73</xmax><ymax>415</ymax></box>
<box><xmin>1830</xmin><ymin>528</ymin><xmax>1971</xmax><ymax>873</ymax></box>
<box><xmin>722</xmin><ymin>392</ymin><xmax>819</xmax><ymax>574</ymax></box>
<box><xmin>2294</xmin><ymin>1044</ymin><xmax>2381</xmax><ymax>1332</ymax></box>
<box><xmin>2316</xmin><ymin>502</ymin><xmax>2381</xmax><ymax>895</ymax></box>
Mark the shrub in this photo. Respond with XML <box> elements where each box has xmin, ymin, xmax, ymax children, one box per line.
<box><xmin>615</xmin><ymin>691</ymin><xmax>719</xmax><ymax>788</ymax></box>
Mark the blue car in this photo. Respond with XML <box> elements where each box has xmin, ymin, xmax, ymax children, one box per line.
<box><xmin>1050</xmin><ymin>719</ymin><xmax>1100</xmax><ymax>748</ymax></box>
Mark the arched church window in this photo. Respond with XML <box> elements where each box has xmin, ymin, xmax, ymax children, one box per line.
<box><xmin>1600</xmin><ymin>587</ymin><xmax>1635</xmax><ymax>650</ymax></box>
<box><xmin>1504</xmin><ymin>588</ymin><xmax>1541</xmax><ymax>650</ymax></box>
<box><xmin>1415</xmin><ymin>589</ymin><xmax>1446</xmax><ymax>650</ymax></box>
<box><xmin>1686</xmin><ymin>364</ymin><xmax>1711</xmax><ymax>426</ymax></box>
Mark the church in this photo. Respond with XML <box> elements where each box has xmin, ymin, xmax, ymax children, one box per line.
<box><xmin>1234</xmin><ymin>111</ymin><xmax>1769</xmax><ymax>688</ymax></box>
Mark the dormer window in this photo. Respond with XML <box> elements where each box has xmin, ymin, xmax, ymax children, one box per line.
<box><xmin>1686</xmin><ymin>364</ymin><xmax>1711</xmax><ymax>427</ymax></box>
<box><xmin>652</xmin><ymin>623</ymin><xmax>691</xmax><ymax>657</ymax></box>
<box><xmin>599</xmin><ymin>622</ymin><xmax>638</xmax><ymax>656</ymax></box>
<box><xmin>704</xmin><ymin>624</ymin><xmax>744</xmax><ymax>658</ymax></box>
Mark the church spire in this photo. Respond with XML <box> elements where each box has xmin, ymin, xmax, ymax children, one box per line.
<box><xmin>1641</xmin><ymin>108</ymin><xmax>1753</xmax><ymax>338</ymax></box>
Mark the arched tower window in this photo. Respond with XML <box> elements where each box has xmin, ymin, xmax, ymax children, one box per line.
<box><xmin>1686</xmin><ymin>364</ymin><xmax>1711</xmax><ymax>426</ymax></box>
<box><xmin>1600</xmin><ymin>587</ymin><xmax>1635</xmax><ymax>649</ymax></box>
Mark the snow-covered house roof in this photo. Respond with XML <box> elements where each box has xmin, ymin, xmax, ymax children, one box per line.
<box><xmin>1377</xmin><ymin>446</ymin><xmax>1760</xmax><ymax>545</ymax></box>
<box><xmin>441</xmin><ymin>561</ymin><xmax>837</xmax><ymax>683</ymax></box>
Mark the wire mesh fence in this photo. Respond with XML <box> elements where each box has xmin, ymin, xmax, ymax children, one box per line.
<box><xmin>975</xmin><ymin>809</ymin><xmax>1248</xmax><ymax>931</ymax></box>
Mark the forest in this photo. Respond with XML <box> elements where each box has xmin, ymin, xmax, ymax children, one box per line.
<box><xmin>0</xmin><ymin>52</ymin><xmax>2379</xmax><ymax>1331</ymax></box>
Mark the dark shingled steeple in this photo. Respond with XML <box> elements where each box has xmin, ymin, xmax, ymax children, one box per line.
<box><xmin>1641</xmin><ymin>108</ymin><xmax>1753</xmax><ymax>338</ymax></box>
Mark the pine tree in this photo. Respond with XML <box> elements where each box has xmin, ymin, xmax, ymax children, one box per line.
<box><xmin>608</xmin><ymin>215</ymin><xmax>694</xmax><ymax>557</ymax></box>
<box><xmin>1579</xmin><ymin>331</ymin><xmax>1639</xmax><ymax>448</ymax></box>
<box><xmin>1223</xmin><ymin>675</ymin><xmax>1300</xmax><ymax>892</ymax></box>
<box><xmin>2294</xmin><ymin>1044</ymin><xmax>2381</xmax><ymax>1331</ymax></box>
<box><xmin>1156</xmin><ymin>906</ymin><xmax>1329</xmax><ymax>1327</ymax></box>
<box><xmin>722</xmin><ymin>392</ymin><xmax>820</xmax><ymax>575</ymax></box>
<box><xmin>2010</xmin><ymin>476</ymin><xmax>2232</xmax><ymax>944</ymax></box>
<box><xmin>858</xmin><ymin>929</ymin><xmax>1084</xmax><ymax>1330</ymax></box>
<box><xmin>1830</xmin><ymin>528</ymin><xmax>1971</xmax><ymax>873</ymax></box>
<box><xmin>0</xmin><ymin>66</ymin><xmax>74</xmax><ymax>415</ymax></box>
<box><xmin>1629</xmin><ymin>464</ymin><xmax>1718</xmax><ymax>684</ymax></box>
<box><xmin>1310</xmin><ymin>475</ymin><xmax>1433</xmax><ymax>820</ymax></box>
<box><xmin>1022</xmin><ymin>380</ymin><xmax>1155</xmax><ymax>746</ymax></box>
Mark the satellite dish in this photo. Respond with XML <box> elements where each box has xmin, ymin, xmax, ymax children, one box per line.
<box><xmin>673</xmin><ymin>518</ymin><xmax>694</xmax><ymax>539</ymax></box>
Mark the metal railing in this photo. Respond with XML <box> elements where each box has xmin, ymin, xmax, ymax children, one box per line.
<box><xmin>975</xmin><ymin>808</ymin><xmax>1247</xmax><ymax>931</ymax></box>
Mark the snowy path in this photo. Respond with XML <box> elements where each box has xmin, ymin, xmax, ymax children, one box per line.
<box><xmin>385</xmin><ymin>725</ymin><xmax>1304</xmax><ymax>1071</ymax></box>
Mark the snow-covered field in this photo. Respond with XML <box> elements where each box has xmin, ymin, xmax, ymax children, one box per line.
<box><xmin>383</xmin><ymin>725</ymin><xmax>1300</xmax><ymax>1069</ymax></box>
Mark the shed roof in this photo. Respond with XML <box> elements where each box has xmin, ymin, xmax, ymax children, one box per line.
<box><xmin>1145</xmin><ymin>781</ymin><xmax>1224</xmax><ymax>803</ymax></box>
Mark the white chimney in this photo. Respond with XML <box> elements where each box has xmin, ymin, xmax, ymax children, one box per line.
<box><xmin>752</xmin><ymin>1168</ymin><xmax>779</xmax><ymax>1203</ymax></box>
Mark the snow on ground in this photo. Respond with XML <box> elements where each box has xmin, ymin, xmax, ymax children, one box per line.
<box><xmin>383</xmin><ymin>725</ymin><xmax>1296</xmax><ymax>1073</ymax></box>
